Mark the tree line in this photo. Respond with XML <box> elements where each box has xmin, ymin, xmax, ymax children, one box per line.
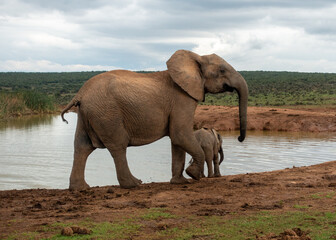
<box><xmin>0</xmin><ymin>71</ymin><xmax>335</xmax><ymax>106</ymax></box>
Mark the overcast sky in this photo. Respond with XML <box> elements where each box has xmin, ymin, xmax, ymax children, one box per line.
<box><xmin>1</xmin><ymin>0</ymin><xmax>336</xmax><ymax>72</ymax></box>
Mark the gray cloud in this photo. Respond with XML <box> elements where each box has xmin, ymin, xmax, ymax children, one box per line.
<box><xmin>0</xmin><ymin>0</ymin><xmax>336</xmax><ymax>72</ymax></box>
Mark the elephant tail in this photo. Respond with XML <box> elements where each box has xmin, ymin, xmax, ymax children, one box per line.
<box><xmin>61</xmin><ymin>99</ymin><xmax>80</xmax><ymax>124</ymax></box>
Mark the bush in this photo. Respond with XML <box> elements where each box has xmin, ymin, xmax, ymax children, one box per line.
<box><xmin>0</xmin><ymin>91</ymin><xmax>56</xmax><ymax>119</ymax></box>
<box><xmin>21</xmin><ymin>91</ymin><xmax>55</xmax><ymax>112</ymax></box>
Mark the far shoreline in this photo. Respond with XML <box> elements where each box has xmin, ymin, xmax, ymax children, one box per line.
<box><xmin>194</xmin><ymin>105</ymin><xmax>336</xmax><ymax>132</ymax></box>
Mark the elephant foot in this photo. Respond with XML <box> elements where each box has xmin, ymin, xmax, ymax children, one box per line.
<box><xmin>186</xmin><ymin>164</ymin><xmax>201</xmax><ymax>180</ymax></box>
<box><xmin>214</xmin><ymin>173</ymin><xmax>221</xmax><ymax>178</ymax></box>
<box><xmin>208</xmin><ymin>173</ymin><xmax>215</xmax><ymax>178</ymax></box>
<box><xmin>119</xmin><ymin>176</ymin><xmax>142</xmax><ymax>189</ymax></box>
<box><xmin>69</xmin><ymin>180</ymin><xmax>90</xmax><ymax>191</ymax></box>
<box><xmin>170</xmin><ymin>176</ymin><xmax>190</xmax><ymax>184</ymax></box>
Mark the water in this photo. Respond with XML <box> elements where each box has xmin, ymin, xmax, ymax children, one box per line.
<box><xmin>0</xmin><ymin>112</ymin><xmax>335</xmax><ymax>190</ymax></box>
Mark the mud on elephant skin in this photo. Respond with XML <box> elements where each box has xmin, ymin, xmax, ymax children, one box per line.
<box><xmin>189</xmin><ymin>128</ymin><xmax>224</xmax><ymax>178</ymax></box>
<box><xmin>61</xmin><ymin>49</ymin><xmax>248</xmax><ymax>190</ymax></box>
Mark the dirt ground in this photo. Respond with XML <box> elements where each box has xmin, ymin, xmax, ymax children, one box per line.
<box><xmin>2</xmin><ymin>161</ymin><xmax>336</xmax><ymax>239</ymax></box>
<box><xmin>0</xmin><ymin>106</ymin><xmax>336</xmax><ymax>239</ymax></box>
<box><xmin>194</xmin><ymin>105</ymin><xmax>336</xmax><ymax>132</ymax></box>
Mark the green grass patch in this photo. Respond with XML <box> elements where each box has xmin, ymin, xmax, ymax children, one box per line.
<box><xmin>157</xmin><ymin>211</ymin><xmax>336</xmax><ymax>240</ymax></box>
<box><xmin>140</xmin><ymin>207</ymin><xmax>177</xmax><ymax>220</ymax></box>
<box><xmin>4</xmin><ymin>232</ymin><xmax>39</xmax><ymax>240</ymax></box>
<box><xmin>312</xmin><ymin>191</ymin><xmax>336</xmax><ymax>199</ymax></box>
<box><xmin>37</xmin><ymin>218</ymin><xmax>142</xmax><ymax>240</ymax></box>
<box><xmin>7</xmin><ymin>210</ymin><xmax>336</xmax><ymax>240</ymax></box>
<box><xmin>293</xmin><ymin>204</ymin><xmax>310</xmax><ymax>209</ymax></box>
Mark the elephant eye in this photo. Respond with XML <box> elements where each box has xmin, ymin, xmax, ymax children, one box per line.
<box><xmin>220</xmin><ymin>68</ymin><xmax>225</xmax><ymax>74</ymax></box>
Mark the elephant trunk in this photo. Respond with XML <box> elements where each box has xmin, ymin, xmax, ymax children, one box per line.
<box><xmin>234</xmin><ymin>73</ymin><xmax>248</xmax><ymax>142</ymax></box>
<box><xmin>219</xmin><ymin>146</ymin><xmax>224</xmax><ymax>165</ymax></box>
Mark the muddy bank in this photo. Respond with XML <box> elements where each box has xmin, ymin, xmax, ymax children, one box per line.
<box><xmin>1</xmin><ymin>161</ymin><xmax>336</xmax><ymax>238</ymax></box>
<box><xmin>194</xmin><ymin>105</ymin><xmax>336</xmax><ymax>132</ymax></box>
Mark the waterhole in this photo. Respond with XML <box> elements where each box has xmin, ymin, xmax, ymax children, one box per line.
<box><xmin>0</xmin><ymin>112</ymin><xmax>335</xmax><ymax>190</ymax></box>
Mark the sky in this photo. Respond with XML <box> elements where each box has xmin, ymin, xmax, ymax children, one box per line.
<box><xmin>0</xmin><ymin>0</ymin><xmax>336</xmax><ymax>72</ymax></box>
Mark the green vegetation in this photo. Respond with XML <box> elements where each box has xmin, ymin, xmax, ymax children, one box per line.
<box><xmin>204</xmin><ymin>71</ymin><xmax>336</xmax><ymax>106</ymax></box>
<box><xmin>47</xmin><ymin>220</ymin><xmax>142</xmax><ymax>240</ymax></box>
<box><xmin>5</xmin><ymin>209</ymin><xmax>336</xmax><ymax>239</ymax></box>
<box><xmin>0</xmin><ymin>71</ymin><xmax>104</xmax><ymax>105</ymax></box>
<box><xmin>6</xmin><ymin>219</ymin><xmax>142</xmax><ymax>240</ymax></box>
<box><xmin>0</xmin><ymin>71</ymin><xmax>335</xmax><ymax>118</ymax></box>
<box><xmin>0</xmin><ymin>71</ymin><xmax>101</xmax><ymax>118</ymax></box>
<box><xmin>155</xmin><ymin>211</ymin><xmax>336</xmax><ymax>240</ymax></box>
<box><xmin>293</xmin><ymin>204</ymin><xmax>310</xmax><ymax>209</ymax></box>
<box><xmin>140</xmin><ymin>207</ymin><xmax>177</xmax><ymax>220</ymax></box>
<box><xmin>0</xmin><ymin>91</ymin><xmax>56</xmax><ymax>119</ymax></box>
<box><xmin>311</xmin><ymin>191</ymin><xmax>336</xmax><ymax>199</ymax></box>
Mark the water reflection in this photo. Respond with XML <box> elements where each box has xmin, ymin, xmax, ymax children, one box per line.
<box><xmin>0</xmin><ymin>114</ymin><xmax>53</xmax><ymax>131</ymax></box>
<box><xmin>0</xmin><ymin>112</ymin><xmax>335</xmax><ymax>190</ymax></box>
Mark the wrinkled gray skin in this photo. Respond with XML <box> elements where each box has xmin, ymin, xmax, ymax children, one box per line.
<box><xmin>61</xmin><ymin>49</ymin><xmax>248</xmax><ymax>190</ymax></box>
<box><xmin>189</xmin><ymin>128</ymin><xmax>224</xmax><ymax>178</ymax></box>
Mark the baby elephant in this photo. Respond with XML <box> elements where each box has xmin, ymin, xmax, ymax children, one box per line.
<box><xmin>189</xmin><ymin>128</ymin><xmax>224</xmax><ymax>178</ymax></box>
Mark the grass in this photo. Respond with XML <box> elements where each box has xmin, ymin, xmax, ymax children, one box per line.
<box><xmin>140</xmin><ymin>207</ymin><xmax>177</xmax><ymax>220</ymax></box>
<box><xmin>0</xmin><ymin>91</ymin><xmax>56</xmax><ymax>119</ymax></box>
<box><xmin>21</xmin><ymin>91</ymin><xmax>55</xmax><ymax>112</ymax></box>
<box><xmin>5</xmin><ymin>209</ymin><xmax>336</xmax><ymax>240</ymax></box>
<box><xmin>39</xmin><ymin>219</ymin><xmax>142</xmax><ymax>240</ymax></box>
<box><xmin>311</xmin><ymin>191</ymin><xmax>336</xmax><ymax>199</ymax></box>
<box><xmin>157</xmin><ymin>211</ymin><xmax>336</xmax><ymax>240</ymax></box>
<box><xmin>293</xmin><ymin>204</ymin><xmax>310</xmax><ymax>209</ymax></box>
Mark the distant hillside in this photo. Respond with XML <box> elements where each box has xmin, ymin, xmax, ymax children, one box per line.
<box><xmin>0</xmin><ymin>71</ymin><xmax>335</xmax><ymax>106</ymax></box>
<box><xmin>205</xmin><ymin>71</ymin><xmax>336</xmax><ymax>106</ymax></box>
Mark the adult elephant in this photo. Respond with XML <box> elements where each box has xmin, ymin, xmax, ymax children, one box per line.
<box><xmin>61</xmin><ymin>50</ymin><xmax>248</xmax><ymax>190</ymax></box>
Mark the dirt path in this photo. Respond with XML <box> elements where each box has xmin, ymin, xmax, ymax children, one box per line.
<box><xmin>0</xmin><ymin>106</ymin><xmax>336</xmax><ymax>239</ymax></box>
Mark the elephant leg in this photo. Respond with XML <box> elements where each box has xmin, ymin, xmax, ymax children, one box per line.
<box><xmin>170</xmin><ymin>133</ymin><xmax>205</xmax><ymax>180</ymax></box>
<box><xmin>184</xmin><ymin>142</ymin><xmax>205</xmax><ymax>180</ymax></box>
<box><xmin>170</xmin><ymin>143</ymin><xmax>190</xmax><ymax>184</ymax></box>
<box><xmin>69</xmin><ymin>117</ymin><xmax>95</xmax><ymax>190</ymax></box>
<box><xmin>200</xmin><ymin>160</ymin><xmax>206</xmax><ymax>178</ymax></box>
<box><xmin>87</xmin><ymin>110</ymin><xmax>141</xmax><ymax>189</ymax></box>
<box><xmin>213</xmin><ymin>153</ymin><xmax>221</xmax><ymax>177</ymax></box>
<box><xmin>108</xmin><ymin>148</ymin><xmax>142</xmax><ymax>189</ymax></box>
<box><xmin>205</xmin><ymin>150</ymin><xmax>214</xmax><ymax>178</ymax></box>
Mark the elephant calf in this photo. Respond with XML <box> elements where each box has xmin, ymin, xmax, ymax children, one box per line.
<box><xmin>189</xmin><ymin>128</ymin><xmax>224</xmax><ymax>178</ymax></box>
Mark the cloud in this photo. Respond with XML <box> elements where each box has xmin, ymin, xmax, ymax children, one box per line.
<box><xmin>0</xmin><ymin>0</ymin><xmax>336</xmax><ymax>72</ymax></box>
<box><xmin>0</xmin><ymin>59</ymin><xmax>117</xmax><ymax>72</ymax></box>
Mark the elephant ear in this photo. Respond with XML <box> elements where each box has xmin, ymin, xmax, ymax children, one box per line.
<box><xmin>166</xmin><ymin>50</ymin><xmax>205</xmax><ymax>101</ymax></box>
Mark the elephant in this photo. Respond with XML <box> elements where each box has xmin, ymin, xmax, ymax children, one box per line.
<box><xmin>61</xmin><ymin>49</ymin><xmax>248</xmax><ymax>190</ymax></box>
<box><xmin>189</xmin><ymin>128</ymin><xmax>224</xmax><ymax>178</ymax></box>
